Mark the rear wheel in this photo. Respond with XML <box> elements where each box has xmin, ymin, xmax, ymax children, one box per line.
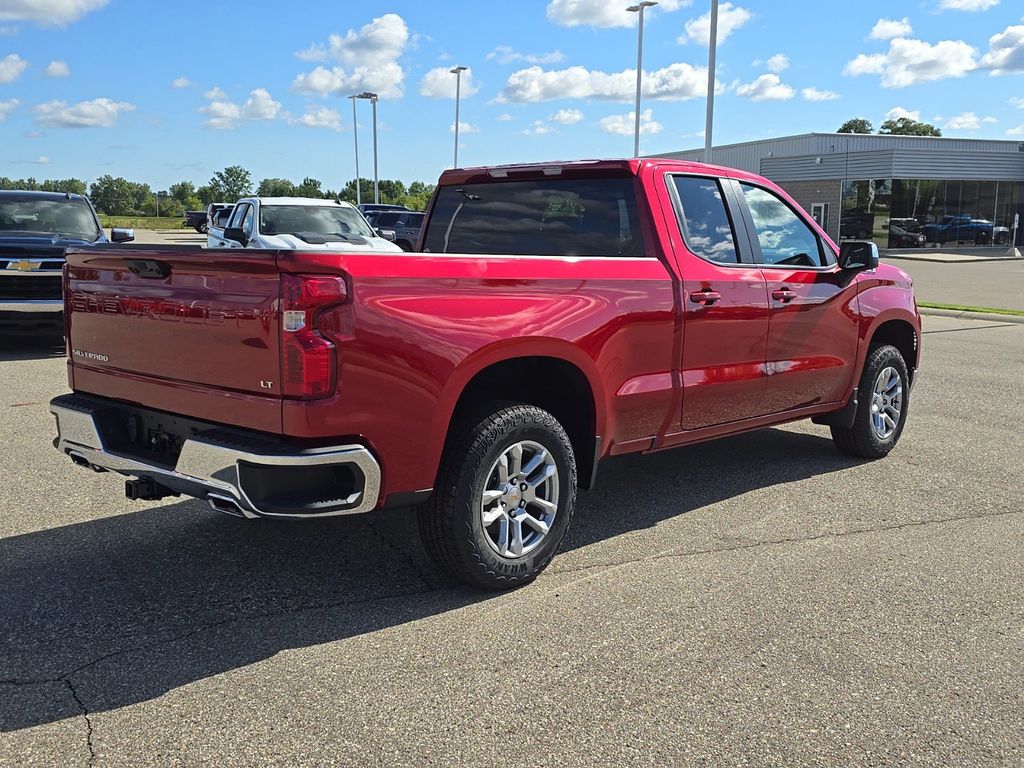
<box><xmin>831</xmin><ymin>344</ymin><xmax>910</xmax><ymax>459</ymax></box>
<box><xmin>418</xmin><ymin>404</ymin><xmax>576</xmax><ymax>590</ymax></box>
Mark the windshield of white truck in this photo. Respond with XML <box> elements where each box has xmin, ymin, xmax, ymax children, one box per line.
<box><xmin>0</xmin><ymin>196</ymin><xmax>101</xmax><ymax>241</ymax></box>
<box><xmin>422</xmin><ymin>178</ymin><xmax>646</xmax><ymax>257</ymax></box>
<box><xmin>259</xmin><ymin>205</ymin><xmax>375</xmax><ymax>238</ymax></box>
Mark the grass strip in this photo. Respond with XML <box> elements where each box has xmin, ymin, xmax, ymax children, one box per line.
<box><xmin>919</xmin><ymin>302</ymin><xmax>1024</xmax><ymax>317</ymax></box>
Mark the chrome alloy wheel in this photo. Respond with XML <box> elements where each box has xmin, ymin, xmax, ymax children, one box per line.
<box><xmin>479</xmin><ymin>440</ymin><xmax>559</xmax><ymax>559</ymax></box>
<box><xmin>870</xmin><ymin>366</ymin><xmax>903</xmax><ymax>440</ymax></box>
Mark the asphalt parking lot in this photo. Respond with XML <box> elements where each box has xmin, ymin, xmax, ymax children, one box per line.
<box><xmin>1</xmin><ymin>315</ymin><xmax>1021</xmax><ymax>767</ymax></box>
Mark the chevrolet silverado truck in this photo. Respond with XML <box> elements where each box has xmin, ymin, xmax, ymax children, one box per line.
<box><xmin>0</xmin><ymin>190</ymin><xmax>133</xmax><ymax>335</ymax></box>
<box><xmin>923</xmin><ymin>215</ymin><xmax>996</xmax><ymax>245</ymax></box>
<box><xmin>206</xmin><ymin>196</ymin><xmax>402</xmax><ymax>253</ymax></box>
<box><xmin>49</xmin><ymin>159</ymin><xmax>920</xmax><ymax>589</ymax></box>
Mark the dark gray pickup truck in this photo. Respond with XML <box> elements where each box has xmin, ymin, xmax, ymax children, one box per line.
<box><xmin>0</xmin><ymin>190</ymin><xmax>133</xmax><ymax>335</ymax></box>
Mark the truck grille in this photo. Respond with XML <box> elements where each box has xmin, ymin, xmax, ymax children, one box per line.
<box><xmin>0</xmin><ymin>276</ymin><xmax>63</xmax><ymax>299</ymax></box>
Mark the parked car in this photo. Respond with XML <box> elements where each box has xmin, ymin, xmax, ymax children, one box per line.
<box><xmin>207</xmin><ymin>197</ymin><xmax>402</xmax><ymax>252</ymax></box>
<box><xmin>50</xmin><ymin>159</ymin><xmax>920</xmax><ymax>589</ymax></box>
<box><xmin>923</xmin><ymin>215</ymin><xmax>996</xmax><ymax>245</ymax></box>
<box><xmin>0</xmin><ymin>190</ymin><xmax>132</xmax><ymax>335</ymax></box>
<box><xmin>357</xmin><ymin>203</ymin><xmax>409</xmax><ymax>217</ymax></box>
<box><xmin>886</xmin><ymin>219</ymin><xmax>926</xmax><ymax>248</ymax></box>
<box><xmin>204</xmin><ymin>204</ymin><xmax>235</xmax><ymax>248</ymax></box>
<box><xmin>371</xmin><ymin>210</ymin><xmax>425</xmax><ymax>251</ymax></box>
<box><xmin>183</xmin><ymin>210</ymin><xmax>207</xmax><ymax>232</ymax></box>
<box><xmin>840</xmin><ymin>210</ymin><xmax>874</xmax><ymax>240</ymax></box>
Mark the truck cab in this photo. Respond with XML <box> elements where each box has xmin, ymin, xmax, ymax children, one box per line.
<box><xmin>208</xmin><ymin>197</ymin><xmax>402</xmax><ymax>253</ymax></box>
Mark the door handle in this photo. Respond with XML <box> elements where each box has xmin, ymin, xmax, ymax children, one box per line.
<box><xmin>772</xmin><ymin>288</ymin><xmax>797</xmax><ymax>303</ymax></box>
<box><xmin>689</xmin><ymin>289</ymin><xmax>721</xmax><ymax>306</ymax></box>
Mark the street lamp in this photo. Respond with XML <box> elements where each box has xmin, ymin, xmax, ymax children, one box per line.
<box><xmin>356</xmin><ymin>91</ymin><xmax>379</xmax><ymax>204</ymax></box>
<box><xmin>450</xmin><ymin>66</ymin><xmax>468</xmax><ymax>168</ymax></box>
<box><xmin>703</xmin><ymin>0</ymin><xmax>719</xmax><ymax>163</ymax></box>
<box><xmin>347</xmin><ymin>94</ymin><xmax>361</xmax><ymax>207</ymax></box>
<box><xmin>626</xmin><ymin>1</ymin><xmax>657</xmax><ymax>158</ymax></box>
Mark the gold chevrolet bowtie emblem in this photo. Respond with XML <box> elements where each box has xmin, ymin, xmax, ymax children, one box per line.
<box><xmin>15</xmin><ymin>260</ymin><xmax>39</xmax><ymax>271</ymax></box>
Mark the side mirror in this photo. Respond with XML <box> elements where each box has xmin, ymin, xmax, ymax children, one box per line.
<box><xmin>223</xmin><ymin>227</ymin><xmax>248</xmax><ymax>246</ymax></box>
<box><xmin>376</xmin><ymin>228</ymin><xmax>397</xmax><ymax>241</ymax></box>
<box><xmin>110</xmin><ymin>227</ymin><xmax>134</xmax><ymax>243</ymax></box>
<box><xmin>839</xmin><ymin>240</ymin><xmax>879</xmax><ymax>271</ymax></box>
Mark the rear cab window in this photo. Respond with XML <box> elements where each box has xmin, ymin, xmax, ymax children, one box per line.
<box><xmin>422</xmin><ymin>177</ymin><xmax>647</xmax><ymax>257</ymax></box>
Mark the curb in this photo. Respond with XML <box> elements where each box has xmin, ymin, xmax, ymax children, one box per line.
<box><xmin>919</xmin><ymin>307</ymin><xmax>1024</xmax><ymax>325</ymax></box>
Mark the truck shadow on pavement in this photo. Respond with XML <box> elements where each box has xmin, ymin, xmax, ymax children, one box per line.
<box><xmin>0</xmin><ymin>428</ymin><xmax>859</xmax><ymax>732</ymax></box>
<box><xmin>0</xmin><ymin>337</ymin><xmax>65</xmax><ymax>362</ymax></box>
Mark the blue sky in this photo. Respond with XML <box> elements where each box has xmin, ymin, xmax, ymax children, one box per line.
<box><xmin>1</xmin><ymin>0</ymin><xmax>1022</xmax><ymax>189</ymax></box>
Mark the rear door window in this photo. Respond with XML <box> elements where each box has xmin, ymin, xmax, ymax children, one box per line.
<box><xmin>422</xmin><ymin>177</ymin><xmax>647</xmax><ymax>257</ymax></box>
<box><xmin>670</xmin><ymin>176</ymin><xmax>739</xmax><ymax>264</ymax></box>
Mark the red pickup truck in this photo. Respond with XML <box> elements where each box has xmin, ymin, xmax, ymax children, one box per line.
<box><xmin>50</xmin><ymin>159</ymin><xmax>920</xmax><ymax>589</ymax></box>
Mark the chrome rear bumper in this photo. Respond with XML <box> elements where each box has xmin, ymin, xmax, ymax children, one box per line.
<box><xmin>50</xmin><ymin>395</ymin><xmax>381</xmax><ymax>519</ymax></box>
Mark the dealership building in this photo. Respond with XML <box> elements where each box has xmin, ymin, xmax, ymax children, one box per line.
<box><xmin>654</xmin><ymin>133</ymin><xmax>1024</xmax><ymax>248</ymax></box>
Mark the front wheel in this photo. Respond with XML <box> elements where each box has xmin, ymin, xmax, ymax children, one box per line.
<box><xmin>831</xmin><ymin>344</ymin><xmax>910</xmax><ymax>459</ymax></box>
<box><xmin>418</xmin><ymin>404</ymin><xmax>577</xmax><ymax>590</ymax></box>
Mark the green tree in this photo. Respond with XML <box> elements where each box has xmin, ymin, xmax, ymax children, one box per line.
<box><xmin>295</xmin><ymin>176</ymin><xmax>323</xmax><ymax>198</ymax></box>
<box><xmin>40</xmin><ymin>178</ymin><xmax>87</xmax><ymax>195</ymax></box>
<box><xmin>89</xmin><ymin>175</ymin><xmax>134</xmax><ymax>215</ymax></box>
<box><xmin>338</xmin><ymin>178</ymin><xmax>375</xmax><ymax>205</ymax></box>
<box><xmin>878</xmin><ymin>117</ymin><xmax>941</xmax><ymax>137</ymax></box>
<box><xmin>208</xmin><ymin>165</ymin><xmax>253</xmax><ymax>202</ymax></box>
<box><xmin>257</xmin><ymin>177</ymin><xmax>298</xmax><ymax>197</ymax></box>
<box><xmin>196</xmin><ymin>184</ymin><xmax>217</xmax><ymax>206</ymax></box>
<box><xmin>838</xmin><ymin>118</ymin><xmax>873</xmax><ymax>134</ymax></box>
<box><xmin>168</xmin><ymin>181</ymin><xmax>201</xmax><ymax>211</ymax></box>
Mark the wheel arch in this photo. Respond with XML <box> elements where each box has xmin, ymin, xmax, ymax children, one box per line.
<box><xmin>437</xmin><ymin>343</ymin><xmax>605</xmax><ymax>491</ymax></box>
<box><xmin>868</xmin><ymin>316</ymin><xmax>919</xmax><ymax>383</ymax></box>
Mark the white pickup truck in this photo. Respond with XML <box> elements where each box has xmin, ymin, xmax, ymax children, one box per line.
<box><xmin>206</xmin><ymin>197</ymin><xmax>402</xmax><ymax>252</ymax></box>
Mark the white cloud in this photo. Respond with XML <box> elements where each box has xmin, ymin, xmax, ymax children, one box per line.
<box><xmin>420</xmin><ymin>66</ymin><xmax>479</xmax><ymax>98</ymax></box>
<box><xmin>0</xmin><ymin>52</ymin><xmax>27</xmax><ymax>82</ymax></box>
<box><xmin>292</xmin><ymin>62</ymin><xmax>404</xmax><ymax>100</ymax></box>
<box><xmin>1010</xmin><ymin>96</ymin><xmax>1024</xmax><ymax>108</ymax></box>
<box><xmin>449</xmin><ymin>121</ymin><xmax>479</xmax><ymax>134</ymax></box>
<box><xmin>885</xmin><ymin>106</ymin><xmax>920</xmax><ymax>121</ymax></box>
<box><xmin>292</xmin><ymin>14</ymin><xmax>408</xmax><ymax>99</ymax></box>
<box><xmin>980</xmin><ymin>24</ymin><xmax>1024</xmax><ymax>74</ymax></box>
<box><xmin>171</xmin><ymin>76</ymin><xmax>191</xmax><ymax>89</ymax></box>
<box><xmin>241</xmin><ymin>88</ymin><xmax>280</xmax><ymax>120</ymax></box>
<box><xmin>679</xmin><ymin>3</ymin><xmax>751</xmax><ymax>45</ymax></box>
<box><xmin>34</xmin><ymin>97</ymin><xmax>134</xmax><ymax>127</ymax></box>
<box><xmin>843</xmin><ymin>38</ymin><xmax>978</xmax><ymax>87</ymax></box>
<box><xmin>943</xmin><ymin>111</ymin><xmax>997</xmax><ymax>129</ymax></box>
<box><xmin>765</xmin><ymin>53</ymin><xmax>789</xmax><ymax>72</ymax></box>
<box><xmin>289</xmin><ymin>105</ymin><xmax>342</xmax><ymax>131</ymax></box>
<box><xmin>496</xmin><ymin>113</ymin><xmax>513</xmax><ymax>121</ymax></box>
<box><xmin>546</xmin><ymin>0</ymin><xmax>692</xmax><ymax>29</ymax></box>
<box><xmin>499</xmin><ymin>62</ymin><xmax>716</xmax><ymax>102</ymax></box>
<box><xmin>33</xmin><ymin>155</ymin><xmax>49</xmax><ymax>163</ymax></box>
<box><xmin>486</xmin><ymin>45</ymin><xmax>564</xmax><ymax>65</ymax></box>
<box><xmin>0</xmin><ymin>97</ymin><xmax>19</xmax><ymax>121</ymax></box>
<box><xmin>735</xmin><ymin>73</ymin><xmax>795</xmax><ymax>101</ymax></box>
<box><xmin>598</xmin><ymin>108</ymin><xmax>663</xmax><ymax>136</ymax></box>
<box><xmin>802</xmin><ymin>87</ymin><xmax>840</xmax><ymax>101</ymax></box>
<box><xmin>869</xmin><ymin>17</ymin><xmax>913</xmax><ymax>40</ymax></box>
<box><xmin>939</xmin><ymin>0</ymin><xmax>998</xmax><ymax>10</ymax></box>
<box><xmin>44</xmin><ymin>59</ymin><xmax>69</xmax><ymax>77</ymax></box>
<box><xmin>550</xmin><ymin>108</ymin><xmax>584</xmax><ymax>124</ymax></box>
<box><xmin>522</xmin><ymin>120</ymin><xmax>553</xmax><ymax>136</ymax></box>
<box><xmin>1007</xmin><ymin>124</ymin><xmax>1024</xmax><ymax>137</ymax></box>
<box><xmin>199</xmin><ymin>87</ymin><xmax>279</xmax><ymax>129</ymax></box>
<box><xmin>295</xmin><ymin>13</ymin><xmax>408</xmax><ymax>66</ymax></box>
<box><xmin>0</xmin><ymin>0</ymin><xmax>108</xmax><ymax>25</ymax></box>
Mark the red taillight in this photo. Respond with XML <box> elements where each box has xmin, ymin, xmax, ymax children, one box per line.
<box><xmin>280</xmin><ymin>274</ymin><xmax>348</xmax><ymax>399</ymax></box>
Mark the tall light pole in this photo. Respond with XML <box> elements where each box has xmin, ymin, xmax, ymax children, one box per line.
<box><xmin>626</xmin><ymin>1</ymin><xmax>657</xmax><ymax>158</ymax></box>
<box><xmin>450</xmin><ymin>66</ymin><xmax>468</xmax><ymax>168</ymax></box>
<box><xmin>703</xmin><ymin>0</ymin><xmax>719</xmax><ymax>163</ymax></box>
<box><xmin>348</xmin><ymin>94</ymin><xmax>361</xmax><ymax>206</ymax></box>
<box><xmin>356</xmin><ymin>91</ymin><xmax>379</xmax><ymax>204</ymax></box>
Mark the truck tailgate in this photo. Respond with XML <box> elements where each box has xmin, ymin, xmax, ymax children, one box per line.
<box><xmin>65</xmin><ymin>246</ymin><xmax>283</xmax><ymax>433</ymax></box>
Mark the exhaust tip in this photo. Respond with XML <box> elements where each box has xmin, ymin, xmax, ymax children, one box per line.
<box><xmin>207</xmin><ymin>494</ymin><xmax>245</xmax><ymax>517</ymax></box>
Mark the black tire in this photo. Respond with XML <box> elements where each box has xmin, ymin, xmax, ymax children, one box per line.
<box><xmin>831</xmin><ymin>344</ymin><xmax>910</xmax><ymax>459</ymax></box>
<box><xmin>418</xmin><ymin>403</ymin><xmax>577</xmax><ymax>590</ymax></box>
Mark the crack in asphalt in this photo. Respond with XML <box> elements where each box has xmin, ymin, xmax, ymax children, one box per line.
<box><xmin>548</xmin><ymin>508</ymin><xmax>1022</xmax><ymax>577</ymax></box>
<box><xmin>361</xmin><ymin>516</ymin><xmax>440</xmax><ymax>591</ymax></box>
<box><xmin>64</xmin><ymin>678</ymin><xmax>95</xmax><ymax>766</ymax></box>
<box><xmin>0</xmin><ymin>508</ymin><xmax>1017</xmax><ymax>696</ymax></box>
